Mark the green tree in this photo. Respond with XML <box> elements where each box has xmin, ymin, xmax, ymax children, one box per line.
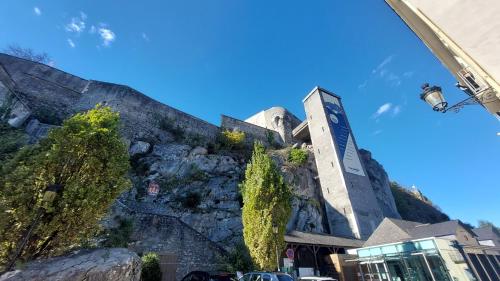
<box><xmin>0</xmin><ymin>105</ymin><xmax>130</xmax><ymax>269</ymax></box>
<box><xmin>240</xmin><ymin>142</ymin><xmax>292</xmax><ymax>271</ymax></box>
<box><xmin>141</xmin><ymin>252</ymin><xmax>162</xmax><ymax>281</ymax></box>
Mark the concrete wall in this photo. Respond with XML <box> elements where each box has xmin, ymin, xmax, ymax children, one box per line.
<box><xmin>220</xmin><ymin>114</ymin><xmax>282</xmax><ymax>146</ymax></box>
<box><xmin>303</xmin><ymin>87</ymin><xmax>384</xmax><ymax>240</ymax></box>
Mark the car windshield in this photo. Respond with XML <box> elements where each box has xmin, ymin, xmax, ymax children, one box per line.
<box><xmin>276</xmin><ymin>275</ymin><xmax>293</xmax><ymax>281</ymax></box>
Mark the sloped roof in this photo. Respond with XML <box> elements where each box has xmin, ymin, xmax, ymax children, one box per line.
<box><xmin>473</xmin><ymin>225</ymin><xmax>500</xmax><ymax>241</ymax></box>
<box><xmin>285</xmin><ymin>230</ymin><xmax>365</xmax><ymax>248</ymax></box>
<box><xmin>364</xmin><ymin>218</ymin><xmax>473</xmax><ymax>247</ymax></box>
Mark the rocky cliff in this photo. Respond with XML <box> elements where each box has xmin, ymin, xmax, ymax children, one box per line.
<box><xmin>0</xmin><ymin>53</ymin><xmax>448</xmax><ymax>277</ymax></box>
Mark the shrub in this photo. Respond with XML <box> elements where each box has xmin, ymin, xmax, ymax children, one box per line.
<box><xmin>180</xmin><ymin>191</ymin><xmax>201</xmax><ymax>209</ymax></box>
<box><xmin>102</xmin><ymin>218</ymin><xmax>134</xmax><ymax>248</ymax></box>
<box><xmin>141</xmin><ymin>252</ymin><xmax>162</xmax><ymax>281</ymax></box>
<box><xmin>288</xmin><ymin>148</ymin><xmax>308</xmax><ymax>166</ymax></box>
<box><xmin>219</xmin><ymin>130</ymin><xmax>246</xmax><ymax>150</ymax></box>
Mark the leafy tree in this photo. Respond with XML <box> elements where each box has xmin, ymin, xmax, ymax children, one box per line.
<box><xmin>0</xmin><ymin>105</ymin><xmax>130</xmax><ymax>269</ymax></box>
<box><xmin>141</xmin><ymin>252</ymin><xmax>162</xmax><ymax>281</ymax></box>
<box><xmin>220</xmin><ymin>130</ymin><xmax>246</xmax><ymax>150</ymax></box>
<box><xmin>240</xmin><ymin>142</ymin><xmax>292</xmax><ymax>271</ymax></box>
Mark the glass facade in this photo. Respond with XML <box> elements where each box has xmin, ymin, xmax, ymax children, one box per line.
<box><xmin>357</xmin><ymin>239</ymin><xmax>452</xmax><ymax>281</ymax></box>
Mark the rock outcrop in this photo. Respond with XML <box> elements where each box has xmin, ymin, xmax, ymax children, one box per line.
<box><xmin>0</xmin><ymin>248</ymin><xmax>141</xmax><ymax>281</ymax></box>
<box><xmin>359</xmin><ymin>149</ymin><xmax>401</xmax><ymax>219</ymax></box>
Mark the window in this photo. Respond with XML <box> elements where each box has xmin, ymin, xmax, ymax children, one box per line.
<box><xmin>276</xmin><ymin>275</ymin><xmax>293</xmax><ymax>281</ymax></box>
<box><xmin>250</xmin><ymin>274</ymin><xmax>261</xmax><ymax>281</ymax></box>
<box><xmin>262</xmin><ymin>275</ymin><xmax>271</xmax><ymax>281</ymax></box>
<box><xmin>322</xmin><ymin>126</ymin><xmax>325</xmax><ymax>132</ymax></box>
<box><xmin>331</xmin><ymin>162</ymin><xmax>334</xmax><ymax>167</ymax></box>
<box><xmin>327</xmin><ymin>188</ymin><xmax>330</xmax><ymax>194</ymax></box>
<box><xmin>317</xmin><ymin>149</ymin><xmax>320</xmax><ymax>154</ymax></box>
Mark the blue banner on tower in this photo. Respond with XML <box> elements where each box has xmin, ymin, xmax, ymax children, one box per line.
<box><xmin>322</xmin><ymin>92</ymin><xmax>365</xmax><ymax>176</ymax></box>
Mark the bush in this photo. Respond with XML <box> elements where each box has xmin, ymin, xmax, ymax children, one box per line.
<box><xmin>102</xmin><ymin>218</ymin><xmax>134</xmax><ymax>248</ymax></box>
<box><xmin>180</xmin><ymin>191</ymin><xmax>201</xmax><ymax>209</ymax></box>
<box><xmin>141</xmin><ymin>252</ymin><xmax>162</xmax><ymax>281</ymax></box>
<box><xmin>288</xmin><ymin>148</ymin><xmax>308</xmax><ymax>166</ymax></box>
<box><xmin>219</xmin><ymin>130</ymin><xmax>246</xmax><ymax>150</ymax></box>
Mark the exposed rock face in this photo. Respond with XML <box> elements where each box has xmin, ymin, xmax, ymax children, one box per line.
<box><xmin>0</xmin><ymin>248</ymin><xmax>141</xmax><ymax>281</ymax></box>
<box><xmin>359</xmin><ymin>149</ymin><xmax>401</xmax><ymax>219</ymax></box>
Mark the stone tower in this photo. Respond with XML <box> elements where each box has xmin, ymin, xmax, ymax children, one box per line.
<box><xmin>303</xmin><ymin>87</ymin><xmax>384</xmax><ymax>240</ymax></box>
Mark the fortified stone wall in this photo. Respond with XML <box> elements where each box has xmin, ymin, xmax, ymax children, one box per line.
<box><xmin>221</xmin><ymin>114</ymin><xmax>282</xmax><ymax>146</ymax></box>
<box><xmin>245</xmin><ymin>107</ymin><xmax>303</xmax><ymax>144</ymax></box>
<box><xmin>0</xmin><ymin>53</ymin><xmax>220</xmax><ymax>142</ymax></box>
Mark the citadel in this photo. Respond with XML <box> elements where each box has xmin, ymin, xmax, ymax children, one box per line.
<box><xmin>1</xmin><ymin>53</ymin><xmax>498</xmax><ymax>281</ymax></box>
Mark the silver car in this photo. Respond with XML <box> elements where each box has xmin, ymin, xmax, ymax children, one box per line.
<box><xmin>239</xmin><ymin>272</ymin><xmax>294</xmax><ymax>281</ymax></box>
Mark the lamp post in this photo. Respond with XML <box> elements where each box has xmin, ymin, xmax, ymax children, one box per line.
<box><xmin>420</xmin><ymin>83</ymin><xmax>480</xmax><ymax>113</ymax></box>
<box><xmin>4</xmin><ymin>184</ymin><xmax>63</xmax><ymax>272</ymax></box>
<box><xmin>272</xmin><ymin>224</ymin><xmax>280</xmax><ymax>272</ymax></box>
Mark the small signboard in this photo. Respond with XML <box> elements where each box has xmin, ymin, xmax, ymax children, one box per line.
<box><xmin>147</xmin><ymin>181</ymin><xmax>160</xmax><ymax>196</ymax></box>
<box><xmin>286</xmin><ymin>248</ymin><xmax>294</xmax><ymax>260</ymax></box>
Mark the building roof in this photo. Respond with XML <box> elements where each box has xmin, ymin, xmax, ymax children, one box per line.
<box><xmin>364</xmin><ymin>218</ymin><xmax>475</xmax><ymax>247</ymax></box>
<box><xmin>473</xmin><ymin>225</ymin><xmax>500</xmax><ymax>241</ymax></box>
<box><xmin>285</xmin><ymin>231</ymin><xmax>365</xmax><ymax>248</ymax></box>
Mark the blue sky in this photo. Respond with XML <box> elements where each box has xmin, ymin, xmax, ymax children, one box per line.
<box><xmin>1</xmin><ymin>0</ymin><xmax>498</xmax><ymax>226</ymax></box>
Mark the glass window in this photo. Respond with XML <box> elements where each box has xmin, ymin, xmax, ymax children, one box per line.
<box><xmin>251</xmin><ymin>274</ymin><xmax>262</xmax><ymax>281</ymax></box>
<box><xmin>358</xmin><ymin>249</ymin><xmax>371</xmax><ymax>258</ymax></box>
<box><xmin>382</xmin><ymin>245</ymin><xmax>398</xmax><ymax>255</ymax></box>
<box><xmin>262</xmin><ymin>275</ymin><xmax>271</xmax><ymax>281</ymax></box>
<box><xmin>418</xmin><ymin>240</ymin><xmax>436</xmax><ymax>250</ymax></box>
<box><xmin>276</xmin><ymin>275</ymin><xmax>293</xmax><ymax>281</ymax></box>
<box><xmin>182</xmin><ymin>273</ymin><xmax>193</xmax><ymax>281</ymax></box>
<box><xmin>370</xmin><ymin>247</ymin><xmax>382</xmax><ymax>256</ymax></box>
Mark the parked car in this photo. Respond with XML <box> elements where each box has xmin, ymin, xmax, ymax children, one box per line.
<box><xmin>182</xmin><ymin>271</ymin><xmax>237</xmax><ymax>281</ymax></box>
<box><xmin>239</xmin><ymin>272</ymin><xmax>294</xmax><ymax>281</ymax></box>
<box><xmin>298</xmin><ymin>277</ymin><xmax>337</xmax><ymax>281</ymax></box>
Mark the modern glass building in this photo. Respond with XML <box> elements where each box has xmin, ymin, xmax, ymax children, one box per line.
<box><xmin>356</xmin><ymin>239</ymin><xmax>455</xmax><ymax>281</ymax></box>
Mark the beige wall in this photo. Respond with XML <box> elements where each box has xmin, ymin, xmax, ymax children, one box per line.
<box><xmin>386</xmin><ymin>0</ymin><xmax>500</xmax><ymax>116</ymax></box>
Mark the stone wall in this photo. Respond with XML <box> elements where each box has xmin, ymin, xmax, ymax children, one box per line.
<box><xmin>128</xmin><ymin>213</ymin><xmax>226</xmax><ymax>281</ymax></box>
<box><xmin>220</xmin><ymin>114</ymin><xmax>282</xmax><ymax>146</ymax></box>
<box><xmin>0</xmin><ymin>53</ymin><xmax>220</xmax><ymax>142</ymax></box>
<box><xmin>244</xmin><ymin>107</ymin><xmax>303</xmax><ymax>144</ymax></box>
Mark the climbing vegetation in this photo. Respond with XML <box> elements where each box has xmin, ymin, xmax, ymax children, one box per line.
<box><xmin>288</xmin><ymin>148</ymin><xmax>308</xmax><ymax>166</ymax></box>
<box><xmin>240</xmin><ymin>142</ymin><xmax>292</xmax><ymax>271</ymax></box>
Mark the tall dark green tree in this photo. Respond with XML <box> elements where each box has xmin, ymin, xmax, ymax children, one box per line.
<box><xmin>241</xmin><ymin>142</ymin><xmax>292</xmax><ymax>271</ymax></box>
<box><xmin>0</xmin><ymin>105</ymin><xmax>130</xmax><ymax>268</ymax></box>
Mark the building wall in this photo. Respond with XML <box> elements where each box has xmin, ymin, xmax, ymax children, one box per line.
<box><xmin>220</xmin><ymin>114</ymin><xmax>282</xmax><ymax>146</ymax></box>
<box><xmin>303</xmin><ymin>87</ymin><xmax>384</xmax><ymax>240</ymax></box>
<box><xmin>245</xmin><ymin>107</ymin><xmax>302</xmax><ymax>144</ymax></box>
<box><xmin>385</xmin><ymin>0</ymin><xmax>500</xmax><ymax>116</ymax></box>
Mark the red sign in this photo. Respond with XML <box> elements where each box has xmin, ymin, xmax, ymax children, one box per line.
<box><xmin>147</xmin><ymin>181</ymin><xmax>160</xmax><ymax>196</ymax></box>
<box><xmin>286</xmin><ymin>248</ymin><xmax>294</xmax><ymax>260</ymax></box>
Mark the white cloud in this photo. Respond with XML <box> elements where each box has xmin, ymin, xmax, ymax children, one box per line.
<box><xmin>65</xmin><ymin>13</ymin><xmax>86</xmax><ymax>34</ymax></box>
<box><xmin>373</xmin><ymin>103</ymin><xmax>393</xmax><ymax>118</ymax></box>
<box><xmin>67</xmin><ymin>38</ymin><xmax>75</xmax><ymax>48</ymax></box>
<box><xmin>372</xmin><ymin>130</ymin><xmax>383</xmax><ymax>136</ymax></box>
<box><xmin>142</xmin><ymin>32</ymin><xmax>150</xmax><ymax>42</ymax></box>
<box><xmin>358</xmin><ymin>80</ymin><xmax>368</xmax><ymax>89</ymax></box>
<box><xmin>89</xmin><ymin>25</ymin><xmax>96</xmax><ymax>34</ymax></box>
<box><xmin>98</xmin><ymin>27</ymin><xmax>116</xmax><ymax>46</ymax></box>
<box><xmin>372</xmin><ymin>55</ymin><xmax>394</xmax><ymax>75</ymax></box>
<box><xmin>34</xmin><ymin>7</ymin><xmax>41</xmax><ymax>16</ymax></box>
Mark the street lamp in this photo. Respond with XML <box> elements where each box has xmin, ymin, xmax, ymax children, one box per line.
<box><xmin>4</xmin><ymin>184</ymin><xmax>63</xmax><ymax>272</ymax></box>
<box><xmin>272</xmin><ymin>224</ymin><xmax>280</xmax><ymax>272</ymax></box>
<box><xmin>420</xmin><ymin>83</ymin><xmax>447</xmax><ymax>112</ymax></box>
<box><xmin>420</xmin><ymin>83</ymin><xmax>480</xmax><ymax>113</ymax></box>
